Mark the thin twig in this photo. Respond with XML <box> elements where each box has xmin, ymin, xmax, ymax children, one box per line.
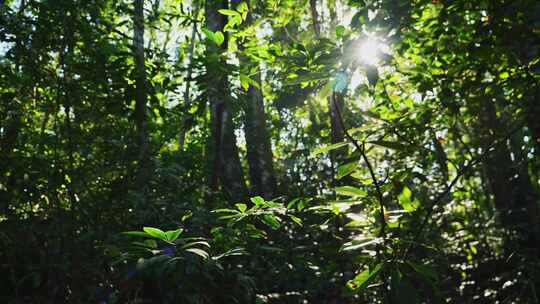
<box><xmin>331</xmin><ymin>92</ymin><xmax>387</xmax><ymax>237</ymax></box>
<box><xmin>331</xmin><ymin>90</ymin><xmax>392</xmax><ymax>303</ymax></box>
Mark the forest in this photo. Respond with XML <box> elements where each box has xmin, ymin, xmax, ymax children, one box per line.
<box><xmin>1</xmin><ymin>0</ymin><xmax>540</xmax><ymax>303</ymax></box>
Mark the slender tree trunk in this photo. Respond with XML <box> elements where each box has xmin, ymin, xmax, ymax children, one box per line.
<box><xmin>0</xmin><ymin>115</ymin><xmax>20</xmax><ymax>157</ymax></box>
<box><xmin>309</xmin><ymin>0</ymin><xmax>321</xmax><ymax>37</ymax></box>
<box><xmin>232</xmin><ymin>0</ymin><xmax>277</xmax><ymax>199</ymax></box>
<box><xmin>205</xmin><ymin>0</ymin><xmax>248</xmax><ymax>203</ymax></box>
<box><xmin>309</xmin><ymin>0</ymin><xmax>345</xmax><ymax>145</ymax></box>
<box><xmin>310</xmin><ymin>0</ymin><xmax>346</xmax><ymax>184</ymax></box>
<box><xmin>329</xmin><ymin>92</ymin><xmax>345</xmax><ymax>145</ymax></box>
<box><xmin>479</xmin><ymin>98</ymin><xmax>540</xmax><ymax>248</ymax></box>
<box><xmin>179</xmin><ymin>1</ymin><xmax>201</xmax><ymax>151</ymax></box>
<box><xmin>483</xmin><ymin>0</ymin><xmax>540</xmax><ymax>250</ymax></box>
<box><xmin>242</xmin><ymin>71</ymin><xmax>277</xmax><ymax>198</ymax></box>
<box><xmin>526</xmin><ymin>86</ymin><xmax>540</xmax><ymax>158</ymax></box>
<box><xmin>133</xmin><ymin>0</ymin><xmax>152</xmax><ymax>204</ymax></box>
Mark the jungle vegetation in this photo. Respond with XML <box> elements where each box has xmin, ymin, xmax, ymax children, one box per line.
<box><xmin>1</xmin><ymin>0</ymin><xmax>540</xmax><ymax>303</ymax></box>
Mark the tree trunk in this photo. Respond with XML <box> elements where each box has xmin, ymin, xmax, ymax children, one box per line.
<box><xmin>133</xmin><ymin>0</ymin><xmax>152</xmax><ymax>204</ymax></box>
<box><xmin>479</xmin><ymin>98</ymin><xmax>540</xmax><ymax>248</ymax></box>
<box><xmin>309</xmin><ymin>0</ymin><xmax>347</xmax><ymax>183</ymax></box>
<box><xmin>526</xmin><ymin>86</ymin><xmax>540</xmax><ymax>158</ymax></box>
<box><xmin>205</xmin><ymin>0</ymin><xmax>248</xmax><ymax>204</ymax></box>
<box><xmin>232</xmin><ymin>0</ymin><xmax>277</xmax><ymax>199</ymax></box>
<box><xmin>242</xmin><ymin>71</ymin><xmax>277</xmax><ymax>199</ymax></box>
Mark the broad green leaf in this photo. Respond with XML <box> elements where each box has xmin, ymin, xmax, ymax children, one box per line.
<box><xmin>165</xmin><ymin>228</ymin><xmax>183</xmax><ymax>242</ymax></box>
<box><xmin>337</xmin><ymin>161</ymin><xmax>357</xmax><ymax>179</ymax></box>
<box><xmin>335</xmin><ymin>186</ymin><xmax>367</xmax><ymax>197</ymax></box>
<box><xmin>202</xmin><ymin>28</ymin><xmax>215</xmax><ymax>42</ymax></box>
<box><xmin>214</xmin><ymin>31</ymin><xmax>225</xmax><ymax>46</ymax></box>
<box><xmin>144</xmin><ymin>239</ymin><xmax>158</xmax><ymax>248</ymax></box>
<box><xmin>224</xmin><ymin>15</ymin><xmax>242</xmax><ymax>31</ymax></box>
<box><xmin>262</xmin><ymin>214</ymin><xmax>281</xmax><ymax>229</ymax></box>
<box><xmin>250</xmin><ymin>196</ymin><xmax>265</xmax><ymax>206</ymax></box>
<box><xmin>236</xmin><ymin>2</ymin><xmax>248</xmax><ymax>13</ymax></box>
<box><xmin>218</xmin><ymin>9</ymin><xmax>240</xmax><ymax>16</ymax></box>
<box><xmin>331</xmin><ymin>202</ymin><xmax>352</xmax><ymax>214</ymax></box>
<box><xmin>235</xmin><ymin>203</ymin><xmax>247</xmax><ymax>213</ymax></box>
<box><xmin>239</xmin><ymin>74</ymin><xmax>260</xmax><ymax>90</ymax></box>
<box><xmin>312</xmin><ymin>142</ymin><xmax>349</xmax><ymax>156</ymax></box>
<box><xmin>398</xmin><ymin>186</ymin><xmax>419</xmax><ymax>212</ymax></box>
<box><xmin>240</xmin><ymin>74</ymin><xmax>251</xmax><ymax>91</ymax></box>
<box><xmin>336</xmin><ymin>25</ymin><xmax>346</xmax><ymax>38</ymax></box>
<box><xmin>202</xmin><ymin>28</ymin><xmax>224</xmax><ymax>46</ymax></box>
<box><xmin>347</xmin><ymin>263</ymin><xmax>383</xmax><ymax>292</ymax></box>
<box><xmin>143</xmin><ymin>227</ymin><xmax>167</xmax><ymax>241</ymax></box>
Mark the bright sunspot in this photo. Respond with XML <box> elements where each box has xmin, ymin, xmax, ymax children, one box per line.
<box><xmin>356</xmin><ymin>36</ymin><xmax>387</xmax><ymax>66</ymax></box>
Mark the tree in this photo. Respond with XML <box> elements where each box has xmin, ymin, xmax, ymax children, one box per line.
<box><xmin>133</xmin><ymin>0</ymin><xmax>152</xmax><ymax>205</ymax></box>
<box><xmin>233</xmin><ymin>0</ymin><xmax>277</xmax><ymax>199</ymax></box>
<box><xmin>204</xmin><ymin>0</ymin><xmax>248</xmax><ymax>203</ymax></box>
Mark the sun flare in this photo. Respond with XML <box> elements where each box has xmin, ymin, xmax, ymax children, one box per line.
<box><xmin>356</xmin><ymin>37</ymin><xmax>386</xmax><ymax>66</ymax></box>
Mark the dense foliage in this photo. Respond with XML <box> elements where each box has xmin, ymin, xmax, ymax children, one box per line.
<box><xmin>1</xmin><ymin>0</ymin><xmax>539</xmax><ymax>303</ymax></box>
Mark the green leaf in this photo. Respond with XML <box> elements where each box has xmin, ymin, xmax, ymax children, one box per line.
<box><xmin>236</xmin><ymin>2</ymin><xmax>248</xmax><ymax>13</ymax></box>
<box><xmin>214</xmin><ymin>31</ymin><xmax>225</xmax><ymax>46</ymax></box>
<box><xmin>165</xmin><ymin>228</ymin><xmax>183</xmax><ymax>242</ymax></box>
<box><xmin>182</xmin><ymin>240</ymin><xmax>211</xmax><ymax>249</ymax></box>
<box><xmin>131</xmin><ymin>239</ymin><xmax>158</xmax><ymax>248</ymax></box>
<box><xmin>250</xmin><ymin>196</ymin><xmax>265</xmax><ymax>206</ymax></box>
<box><xmin>336</xmin><ymin>25</ymin><xmax>346</xmax><ymax>38</ymax></box>
<box><xmin>340</xmin><ymin>238</ymin><xmax>381</xmax><ymax>252</ymax></box>
<box><xmin>123</xmin><ymin>231</ymin><xmax>151</xmax><ymax>238</ymax></box>
<box><xmin>143</xmin><ymin>227</ymin><xmax>167</xmax><ymax>241</ymax></box>
<box><xmin>202</xmin><ymin>28</ymin><xmax>215</xmax><ymax>41</ymax></box>
<box><xmin>235</xmin><ymin>203</ymin><xmax>247</xmax><ymax>213</ymax></box>
<box><xmin>370</xmin><ymin>140</ymin><xmax>408</xmax><ymax>150</ymax></box>
<box><xmin>202</xmin><ymin>28</ymin><xmax>224</xmax><ymax>46</ymax></box>
<box><xmin>337</xmin><ymin>161</ymin><xmax>357</xmax><ymax>179</ymax></box>
<box><xmin>347</xmin><ymin>263</ymin><xmax>383</xmax><ymax>292</ymax></box>
<box><xmin>398</xmin><ymin>186</ymin><xmax>419</xmax><ymax>212</ymax></box>
<box><xmin>312</xmin><ymin>142</ymin><xmax>349</xmax><ymax>156</ymax></box>
<box><xmin>262</xmin><ymin>214</ymin><xmax>281</xmax><ymax>229</ymax></box>
<box><xmin>335</xmin><ymin>186</ymin><xmax>367</xmax><ymax>197</ymax></box>
<box><xmin>213</xmin><ymin>208</ymin><xmax>241</xmax><ymax>214</ymax></box>
<box><xmin>218</xmin><ymin>9</ymin><xmax>240</xmax><ymax>16</ymax></box>
<box><xmin>224</xmin><ymin>15</ymin><xmax>242</xmax><ymax>31</ymax></box>
<box><xmin>185</xmin><ymin>248</ymin><xmax>209</xmax><ymax>259</ymax></box>
<box><xmin>240</xmin><ymin>74</ymin><xmax>251</xmax><ymax>91</ymax></box>
<box><xmin>288</xmin><ymin>214</ymin><xmax>303</xmax><ymax>226</ymax></box>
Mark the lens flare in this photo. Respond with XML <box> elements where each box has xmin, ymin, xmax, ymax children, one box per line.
<box><xmin>357</xmin><ymin>37</ymin><xmax>385</xmax><ymax>66</ymax></box>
